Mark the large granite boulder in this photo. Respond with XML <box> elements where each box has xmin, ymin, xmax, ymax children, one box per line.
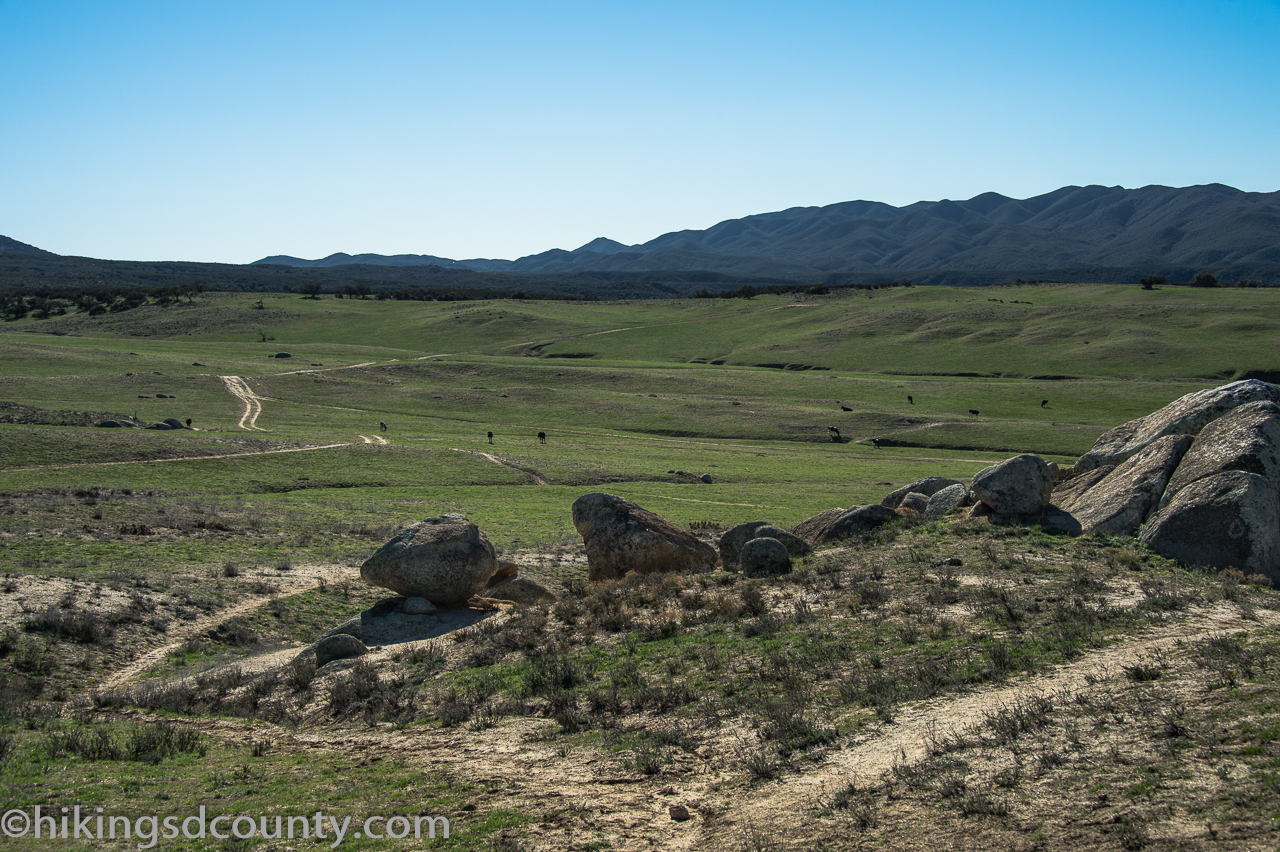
<box><xmin>360</xmin><ymin>514</ymin><xmax>498</xmax><ymax>604</ymax></box>
<box><xmin>812</xmin><ymin>504</ymin><xmax>898</xmax><ymax>544</ymax></box>
<box><xmin>719</xmin><ymin>521</ymin><xmax>811</xmax><ymax>568</ymax></box>
<box><xmin>739</xmin><ymin>537</ymin><xmax>792</xmax><ymax>577</ymax></box>
<box><xmin>1076</xmin><ymin>379</ymin><xmax>1280</xmax><ymax>472</ymax></box>
<box><xmin>1062</xmin><ymin>434</ymin><xmax>1193</xmax><ymax>536</ymax></box>
<box><xmin>1139</xmin><ymin>471</ymin><xmax>1280</xmax><ymax>584</ymax></box>
<box><xmin>882</xmin><ymin>477</ymin><xmax>964</xmax><ymax>509</ymax></box>
<box><xmin>790</xmin><ymin>508</ymin><xmax>846</xmax><ymax>545</ymax></box>
<box><xmin>970</xmin><ymin>454</ymin><xmax>1056</xmax><ymax>516</ymax></box>
<box><xmin>1159</xmin><ymin>400</ymin><xmax>1280</xmax><ymax>510</ymax></box>
<box><xmin>571</xmin><ymin>493</ymin><xmax>717</xmax><ymax>582</ymax></box>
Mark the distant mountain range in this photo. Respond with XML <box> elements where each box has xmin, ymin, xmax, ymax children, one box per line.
<box><xmin>255</xmin><ymin>183</ymin><xmax>1280</xmax><ymax>279</ymax></box>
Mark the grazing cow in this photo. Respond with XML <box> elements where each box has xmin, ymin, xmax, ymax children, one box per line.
<box><xmin>827</xmin><ymin>426</ymin><xmax>841</xmax><ymax>442</ymax></box>
<box><xmin>379</xmin><ymin>421</ymin><xmax>387</xmax><ymax>432</ymax></box>
<box><xmin>969</xmin><ymin>409</ymin><xmax>980</xmax><ymax>416</ymax></box>
<box><xmin>1041</xmin><ymin>399</ymin><xmax>1048</xmax><ymax>408</ymax></box>
<box><xmin>185</xmin><ymin>418</ymin><xmax>192</xmax><ymax>428</ymax></box>
<box><xmin>871</xmin><ymin>438</ymin><xmax>881</xmax><ymax>449</ymax></box>
<box><xmin>538</xmin><ymin>431</ymin><xmax>546</xmax><ymax>443</ymax></box>
<box><xmin>907</xmin><ymin>395</ymin><xmax>914</xmax><ymax>404</ymax></box>
<box><xmin>487</xmin><ymin>431</ymin><xmax>494</xmax><ymax>444</ymax></box>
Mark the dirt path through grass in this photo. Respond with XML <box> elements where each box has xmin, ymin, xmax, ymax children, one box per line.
<box><xmin>722</xmin><ymin>601</ymin><xmax>1279</xmax><ymax>841</ymax></box>
<box><xmin>91</xmin><ymin>562</ymin><xmax>349</xmax><ymax>694</ymax></box>
<box><xmin>454</xmin><ymin>449</ymin><xmax>551</xmax><ymax>484</ymax></box>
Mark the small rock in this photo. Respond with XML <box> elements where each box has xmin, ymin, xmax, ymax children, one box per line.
<box><xmin>668</xmin><ymin>805</ymin><xmax>692</xmax><ymax>822</ymax></box>
<box><xmin>739</xmin><ymin>537</ymin><xmax>791</xmax><ymax>577</ymax></box>
<box><xmin>699</xmin><ymin>473</ymin><xmax>712</xmax><ymax>483</ymax></box>
<box><xmin>924</xmin><ymin>483</ymin><xmax>970</xmax><ymax>517</ymax></box>
<box><xmin>401</xmin><ymin>597</ymin><xmax>437</xmax><ymax>615</ymax></box>
<box><xmin>315</xmin><ymin>633</ymin><xmax>368</xmax><ymax>667</ymax></box>
<box><xmin>485</xmin><ymin>575</ymin><xmax>557</xmax><ymax>605</ymax></box>
<box><xmin>898</xmin><ymin>492</ymin><xmax>929</xmax><ymax>514</ymax></box>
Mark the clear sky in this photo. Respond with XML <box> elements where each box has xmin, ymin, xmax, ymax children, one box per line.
<box><xmin>2</xmin><ymin>0</ymin><xmax>1278</xmax><ymax>264</ymax></box>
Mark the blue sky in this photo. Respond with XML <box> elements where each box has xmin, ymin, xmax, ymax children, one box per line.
<box><xmin>2</xmin><ymin>0</ymin><xmax>1278</xmax><ymax>263</ymax></box>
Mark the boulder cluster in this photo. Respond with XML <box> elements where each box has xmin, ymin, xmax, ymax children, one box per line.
<box><xmin>328</xmin><ymin>378</ymin><xmax>1278</xmax><ymax>667</ymax></box>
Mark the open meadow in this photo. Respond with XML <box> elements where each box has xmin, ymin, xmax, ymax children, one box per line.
<box><xmin>1</xmin><ymin>283</ymin><xmax>1279</xmax><ymax>850</ymax></box>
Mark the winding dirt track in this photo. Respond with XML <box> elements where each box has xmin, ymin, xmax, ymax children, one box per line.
<box><xmin>220</xmin><ymin>375</ymin><xmax>267</xmax><ymax>431</ymax></box>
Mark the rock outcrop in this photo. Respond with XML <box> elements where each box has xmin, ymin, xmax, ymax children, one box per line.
<box><xmin>1076</xmin><ymin>379</ymin><xmax>1280</xmax><ymax>472</ymax></box>
<box><xmin>1158</xmin><ymin>400</ymin><xmax>1280</xmax><ymax>509</ymax></box>
<box><xmin>360</xmin><ymin>514</ymin><xmax>498</xmax><ymax>604</ymax></box>
<box><xmin>810</xmin><ymin>505</ymin><xmax>898</xmax><ymax>544</ymax></box>
<box><xmin>1059</xmin><ymin>435</ymin><xmax>1192</xmax><ymax>536</ymax></box>
<box><xmin>571</xmin><ymin>493</ymin><xmax>717</xmax><ymax>582</ymax></box>
<box><xmin>1138</xmin><ymin>471</ymin><xmax>1280</xmax><ymax>584</ymax></box>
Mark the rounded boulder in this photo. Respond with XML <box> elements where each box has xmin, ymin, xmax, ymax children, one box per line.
<box><xmin>739</xmin><ymin>537</ymin><xmax>791</xmax><ymax>577</ymax></box>
<box><xmin>360</xmin><ymin>514</ymin><xmax>498</xmax><ymax>605</ymax></box>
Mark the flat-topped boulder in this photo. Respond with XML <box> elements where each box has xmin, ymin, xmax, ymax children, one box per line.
<box><xmin>572</xmin><ymin>493</ymin><xmax>717</xmax><ymax>582</ymax></box>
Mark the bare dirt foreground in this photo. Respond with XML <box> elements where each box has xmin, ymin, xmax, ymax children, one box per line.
<box><xmin>40</xmin><ymin>524</ymin><xmax>1274</xmax><ymax>852</ymax></box>
<box><xmin>117</xmin><ymin>597</ymin><xmax>1273</xmax><ymax>852</ymax></box>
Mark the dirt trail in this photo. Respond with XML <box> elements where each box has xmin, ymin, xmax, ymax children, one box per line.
<box><xmin>92</xmin><ymin>563</ymin><xmax>350</xmax><ymax>694</ymax></box>
<box><xmin>359</xmin><ymin>434</ymin><xmax>388</xmax><ymax>445</ymax></box>
<box><xmin>220</xmin><ymin>375</ymin><xmax>267</xmax><ymax>431</ymax></box>
<box><xmin>454</xmin><ymin>448</ymin><xmax>551</xmax><ymax>485</ymax></box>
<box><xmin>723</xmin><ymin>603</ymin><xmax>1280</xmax><ymax>838</ymax></box>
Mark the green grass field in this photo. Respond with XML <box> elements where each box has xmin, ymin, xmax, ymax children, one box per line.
<box><xmin>3</xmin><ymin>282</ymin><xmax>1277</xmax><ymax>563</ymax></box>
<box><xmin>3</xmin><ymin>282</ymin><xmax>1280</xmax><ymax>851</ymax></box>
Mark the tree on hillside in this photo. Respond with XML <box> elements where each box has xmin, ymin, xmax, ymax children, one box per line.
<box><xmin>299</xmin><ymin>281</ymin><xmax>323</xmax><ymax>299</ymax></box>
<box><xmin>1193</xmin><ymin>272</ymin><xmax>1219</xmax><ymax>288</ymax></box>
<box><xmin>1140</xmin><ymin>275</ymin><xmax>1165</xmax><ymax>290</ymax></box>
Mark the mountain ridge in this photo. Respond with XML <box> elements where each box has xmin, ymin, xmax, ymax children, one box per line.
<box><xmin>247</xmin><ymin>183</ymin><xmax>1280</xmax><ymax>277</ymax></box>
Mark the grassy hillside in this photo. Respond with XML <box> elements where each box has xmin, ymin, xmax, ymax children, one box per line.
<box><xmin>1</xmin><ymin>283</ymin><xmax>1278</xmax><ymax>850</ymax></box>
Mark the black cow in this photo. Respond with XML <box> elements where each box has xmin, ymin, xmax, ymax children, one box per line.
<box><xmin>871</xmin><ymin>438</ymin><xmax>881</xmax><ymax>449</ymax></box>
<box><xmin>1041</xmin><ymin>399</ymin><xmax>1048</xmax><ymax>408</ymax></box>
<box><xmin>907</xmin><ymin>395</ymin><xmax>914</xmax><ymax>404</ymax></box>
<box><xmin>487</xmin><ymin>431</ymin><xmax>493</xmax><ymax>444</ymax></box>
<box><xmin>969</xmin><ymin>409</ymin><xmax>979</xmax><ymax>416</ymax></box>
<box><xmin>538</xmin><ymin>431</ymin><xmax>546</xmax><ymax>443</ymax></box>
<box><xmin>379</xmin><ymin>421</ymin><xmax>387</xmax><ymax>432</ymax></box>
